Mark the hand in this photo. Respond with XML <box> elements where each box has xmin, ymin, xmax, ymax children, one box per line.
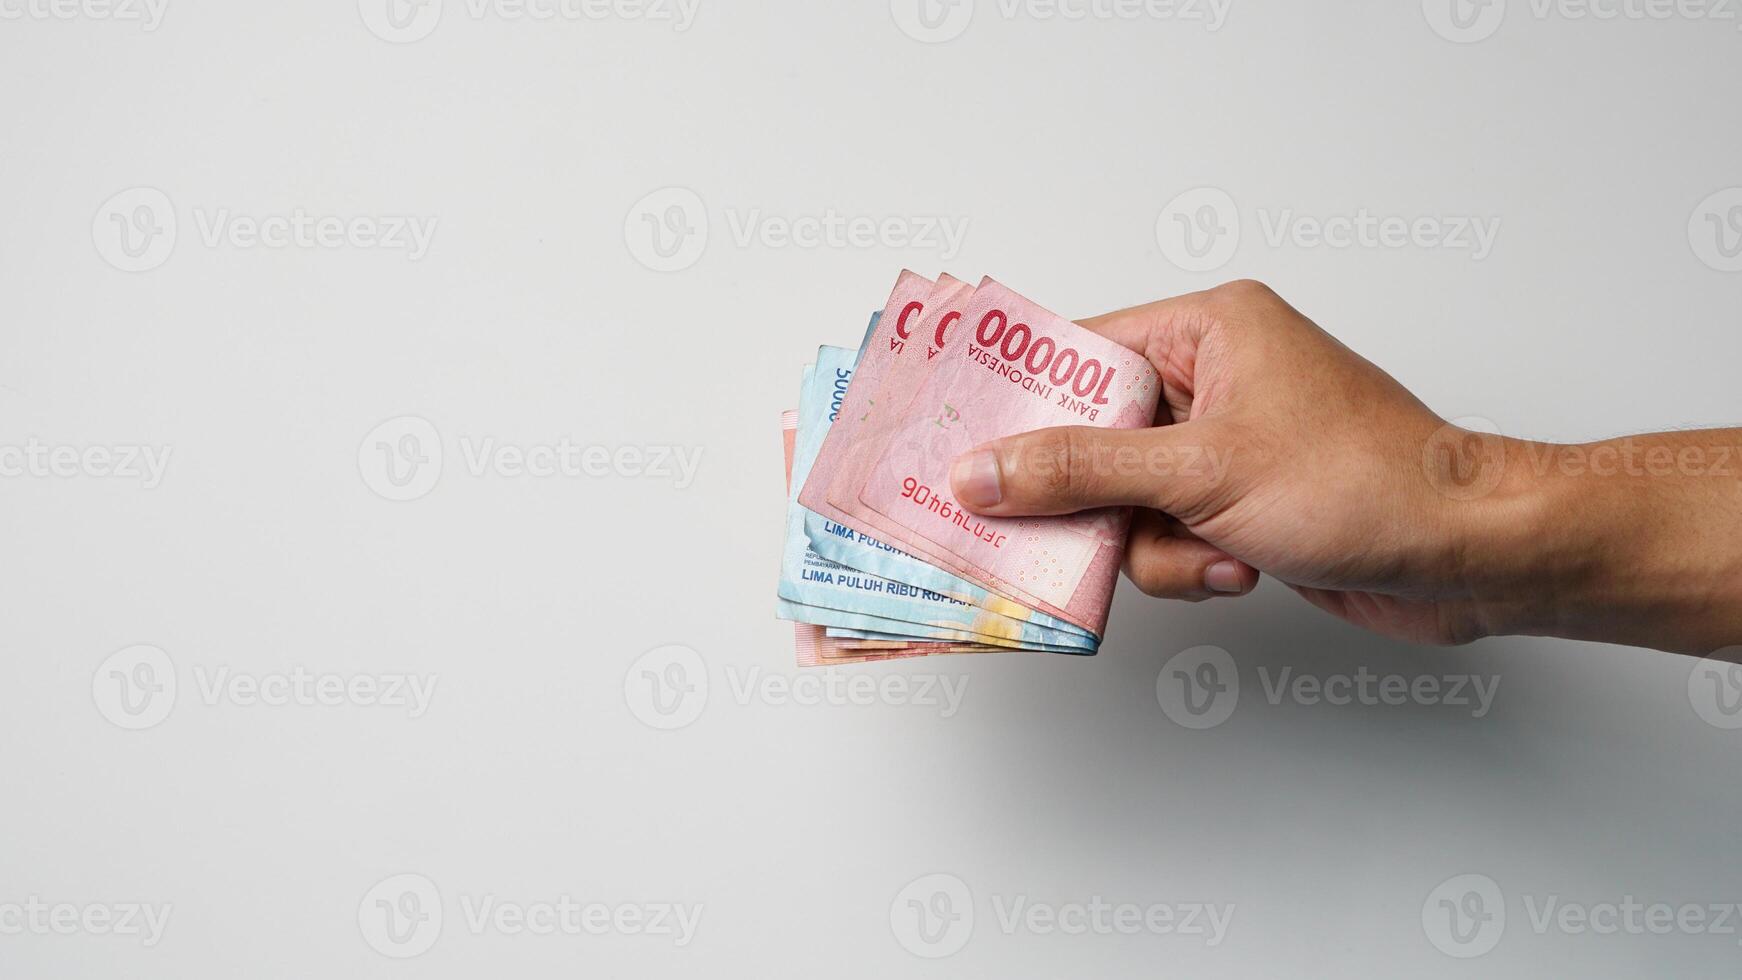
<box><xmin>948</xmin><ymin>280</ymin><xmax>1742</xmax><ymax>653</ymax></box>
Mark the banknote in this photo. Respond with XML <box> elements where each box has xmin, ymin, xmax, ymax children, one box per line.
<box><xmin>804</xmin><ymin>511</ymin><xmax>1084</xmax><ymax>640</ymax></box>
<box><xmin>777</xmin><ymin>358</ymin><xmax>1089</xmax><ymax>654</ymax></box>
<box><xmin>853</xmin><ymin>278</ymin><xmax>1162</xmax><ymax>637</ymax></box>
<box><xmin>777</xmin><ymin>597</ymin><xmax>1078</xmax><ymax>653</ymax></box>
<box><xmin>820</xmin><ymin>278</ymin><xmax>997</xmax><ymax>582</ymax></box>
<box><xmin>778</xmin><ymin>363</ymin><xmax>996</xmax><ymax>647</ymax></box>
<box><xmin>800</xmin><ymin>275</ymin><xmax>1098</xmax><ymax>641</ymax></box>
<box><xmin>823</xmin><ymin>628</ymin><xmax>1000</xmax><ymax>647</ymax></box>
<box><xmin>800</xmin><ymin>270</ymin><xmax>953</xmax><ymax>528</ymax></box>
<box><xmin>794</xmin><ymin>624</ymin><xmax>994</xmax><ymax>666</ymax></box>
<box><xmin>783</xmin><ymin>407</ymin><xmax>995</xmax><ymax>666</ymax></box>
<box><xmin>807</xmin><ymin>274</ymin><xmax>972</xmax><ymax>546</ymax></box>
<box><xmin>779</xmin><ymin>349</ymin><xmax>1094</xmax><ymax>652</ymax></box>
<box><xmin>794</xmin><ymin>625</ymin><xmax>920</xmax><ymax>666</ymax></box>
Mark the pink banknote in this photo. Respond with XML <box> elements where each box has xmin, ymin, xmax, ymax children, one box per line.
<box><xmin>793</xmin><ymin>623</ymin><xmax>986</xmax><ymax>666</ymax></box>
<box><xmin>853</xmin><ymin>279</ymin><xmax>1161</xmax><ymax>637</ymax></box>
<box><xmin>796</xmin><ymin>272</ymin><xmax>1095</xmax><ymax>639</ymax></box>
<box><xmin>783</xmin><ymin>408</ymin><xmax>989</xmax><ymax>666</ymax></box>
<box><xmin>799</xmin><ymin>269</ymin><xmax>955</xmax><ymax>525</ymax></box>
<box><xmin>822</xmin><ymin>279</ymin><xmax>979</xmax><ymax>558</ymax></box>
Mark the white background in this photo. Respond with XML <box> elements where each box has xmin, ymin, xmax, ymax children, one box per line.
<box><xmin>3</xmin><ymin>0</ymin><xmax>1742</xmax><ymax>975</ymax></box>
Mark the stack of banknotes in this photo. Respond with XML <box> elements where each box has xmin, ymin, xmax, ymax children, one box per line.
<box><xmin>778</xmin><ymin>272</ymin><xmax>1162</xmax><ymax>666</ymax></box>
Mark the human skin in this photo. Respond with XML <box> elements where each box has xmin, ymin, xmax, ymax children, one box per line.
<box><xmin>947</xmin><ymin>280</ymin><xmax>1742</xmax><ymax>656</ymax></box>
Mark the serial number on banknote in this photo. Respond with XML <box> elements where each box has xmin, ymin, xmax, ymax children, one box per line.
<box><xmin>900</xmin><ymin>477</ymin><xmax>1008</xmax><ymax>548</ymax></box>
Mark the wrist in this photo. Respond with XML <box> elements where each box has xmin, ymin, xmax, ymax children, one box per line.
<box><xmin>1455</xmin><ymin>437</ymin><xmax>1604</xmax><ymax>641</ymax></box>
<box><xmin>1457</xmin><ymin>434</ymin><xmax>1742</xmax><ymax>653</ymax></box>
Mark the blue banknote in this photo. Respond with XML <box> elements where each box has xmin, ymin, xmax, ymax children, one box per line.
<box><xmin>777</xmin><ymin>599</ymin><xmax>1080</xmax><ymax>653</ymax></box>
<box><xmin>805</xmin><ymin>512</ymin><xmax>1097</xmax><ymax>641</ymax></box>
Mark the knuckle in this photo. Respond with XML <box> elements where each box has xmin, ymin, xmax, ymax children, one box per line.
<box><xmin>1057</xmin><ymin>428</ymin><xmax>1088</xmax><ymax>498</ymax></box>
<box><xmin>1024</xmin><ymin>428</ymin><xmax>1089</xmax><ymax>502</ymax></box>
<box><xmin>1213</xmin><ymin>278</ymin><xmax>1278</xmax><ymax>305</ymax></box>
<box><xmin>1132</xmin><ymin>569</ymin><xmax>1171</xmax><ymax>598</ymax></box>
<box><xmin>1127</xmin><ymin>552</ymin><xmax>1182</xmax><ymax>599</ymax></box>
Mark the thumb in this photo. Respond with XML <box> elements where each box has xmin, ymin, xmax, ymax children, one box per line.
<box><xmin>950</xmin><ymin>423</ymin><xmax>1225</xmax><ymax>518</ymax></box>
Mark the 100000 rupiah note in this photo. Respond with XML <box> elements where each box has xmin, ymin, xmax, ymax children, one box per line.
<box><xmin>778</xmin><ymin>271</ymin><xmax>1156</xmax><ymax>663</ymax></box>
<box><xmin>777</xmin><ymin>346</ymin><xmax>1091</xmax><ymax>654</ymax></box>
<box><xmin>848</xmin><ymin>278</ymin><xmax>1161</xmax><ymax>638</ymax></box>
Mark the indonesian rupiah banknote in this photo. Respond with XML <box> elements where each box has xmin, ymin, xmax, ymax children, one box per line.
<box><xmin>801</xmin><ymin>274</ymin><xmax>1098</xmax><ymax>642</ymax></box>
<box><xmin>781</xmin><ymin>409</ymin><xmax>997</xmax><ymax>665</ymax></box>
<box><xmin>778</xmin><ymin>271</ymin><xmax>1159</xmax><ymax>664</ymax></box>
<box><xmin>849</xmin><ymin>278</ymin><xmax>1160</xmax><ymax>637</ymax></box>
<box><xmin>778</xmin><ymin>347</ymin><xmax>1092</xmax><ymax>653</ymax></box>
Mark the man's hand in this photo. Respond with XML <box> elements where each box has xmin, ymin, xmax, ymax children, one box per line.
<box><xmin>949</xmin><ymin>280</ymin><xmax>1742</xmax><ymax>654</ymax></box>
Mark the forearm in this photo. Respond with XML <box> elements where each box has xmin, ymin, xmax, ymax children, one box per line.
<box><xmin>1467</xmin><ymin>430</ymin><xmax>1742</xmax><ymax>654</ymax></box>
